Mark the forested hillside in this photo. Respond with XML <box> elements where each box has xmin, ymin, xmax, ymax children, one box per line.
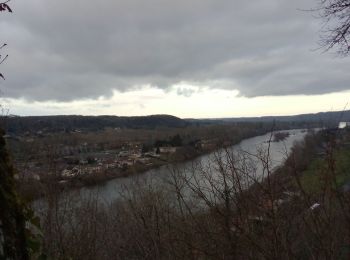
<box><xmin>4</xmin><ymin>114</ymin><xmax>188</xmax><ymax>134</ymax></box>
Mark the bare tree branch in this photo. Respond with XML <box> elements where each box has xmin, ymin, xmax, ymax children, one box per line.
<box><xmin>315</xmin><ymin>0</ymin><xmax>350</xmax><ymax>55</ymax></box>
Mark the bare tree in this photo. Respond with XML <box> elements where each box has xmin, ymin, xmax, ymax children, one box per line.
<box><xmin>0</xmin><ymin>0</ymin><xmax>12</xmax><ymax>79</ymax></box>
<box><xmin>315</xmin><ymin>0</ymin><xmax>350</xmax><ymax>55</ymax></box>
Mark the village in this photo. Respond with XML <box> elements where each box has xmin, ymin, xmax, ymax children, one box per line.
<box><xmin>6</xmin><ymin>130</ymin><xmax>227</xmax><ymax>185</ymax></box>
<box><xmin>59</xmin><ymin>142</ymin><xmax>162</xmax><ymax>179</ymax></box>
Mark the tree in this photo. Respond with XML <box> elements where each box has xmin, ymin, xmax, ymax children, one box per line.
<box><xmin>0</xmin><ymin>2</ymin><xmax>42</xmax><ymax>259</ymax></box>
<box><xmin>0</xmin><ymin>0</ymin><xmax>12</xmax><ymax>79</ymax></box>
<box><xmin>170</xmin><ymin>134</ymin><xmax>182</xmax><ymax>147</ymax></box>
<box><xmin>0</xmin><ymin>130</ymin><xmax>30</xmax><ymax>259</ymax></box>
<box><xmin>316</xmin><ymin>0</ymin><xmax>350</xmax><ymax>55</ymax></box>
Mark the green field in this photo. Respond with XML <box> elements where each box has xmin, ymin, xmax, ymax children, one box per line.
<box><xmin>300</xmin><ymin>147</ymin><xmax>350</xmax><ymax>194</ymax></box>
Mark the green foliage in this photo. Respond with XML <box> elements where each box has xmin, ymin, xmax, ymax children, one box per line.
<box><xmin>300</xmin><ymin>158</ymin><xmax>325</xmax><ymax>193</ymax></box>
<box><xmin>300</xmin><ymin>146</ymin><xmax>350</xmax><ymax>194</ymax></box>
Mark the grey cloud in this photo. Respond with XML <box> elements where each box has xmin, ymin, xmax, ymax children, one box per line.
<box><xmin>0</xmin><ymin>0</ymin><xmax>349</xmax><ymax>101</ymax></box>
<box><xmin>176</xmin><ymin>87</ymin><xmax>196</xmax><ymax>97</ymax></box>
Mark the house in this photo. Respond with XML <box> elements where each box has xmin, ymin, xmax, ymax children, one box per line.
<box><xmin>87</xmin><ymin>166</ymin><xmax>102</xmax><ymax>174</ymax></box>
<box><xmin>62</xmin><ymin>169</ymin><xmax>74</xmax><ymax>178</ymax></box>
<box><xmin>159</xmin><ymin>147</ymin><xmax>177</xmax><ymax>153</ymax></box>
<box><xmin>338</xmin><ymin>122</ymin><xmax>350</xmax><ymax>129</ymax></box>
<box><xmin>137</xmin><ymin>157</ymin><xmax>151</xmax><ymax>164</ymax></box>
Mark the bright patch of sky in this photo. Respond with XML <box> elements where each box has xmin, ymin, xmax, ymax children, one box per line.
<box><xmin>3</xmin><ymin>84</ymin><xmax>349</xmax><ymax>118</ymax></box>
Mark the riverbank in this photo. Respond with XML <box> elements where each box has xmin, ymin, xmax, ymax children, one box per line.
<box><xmin>20</xmin><ymin>129</ymin><xmax>278</xmax><ymax>201</ymax></box>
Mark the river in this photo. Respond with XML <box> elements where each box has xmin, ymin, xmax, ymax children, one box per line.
<box><xmin>68</xmin><ymin>129</ymin><xmax>308</xmax><ymax>205</ymax></box>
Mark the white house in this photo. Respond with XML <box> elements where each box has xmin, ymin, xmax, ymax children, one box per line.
<box><xmin>338</xmin><ymin>122</ymin><xmax>350</xmax><ymax>129</ymax></box>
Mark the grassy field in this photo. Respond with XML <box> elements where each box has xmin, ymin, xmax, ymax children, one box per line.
<box><xmin>300</xmin><ymin>147</ymin><xmax>350</xmax><ymax>194</ymax></box>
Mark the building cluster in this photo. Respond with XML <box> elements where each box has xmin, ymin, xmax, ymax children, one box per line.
<box><xmin>7</xmin><ymin>130</ymin><xmax>226</xmax><ymax>182</ymax></box>
<box><xmin>59</xmin><ymin>144</ymin><xmax>161</xmax><ymax>178</ymax></box>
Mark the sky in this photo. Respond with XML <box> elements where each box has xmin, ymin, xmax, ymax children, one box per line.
<box><xmin>0</xmin><ymin>0</ymin><xmax>349</xmax><ymax>118</ymax></box>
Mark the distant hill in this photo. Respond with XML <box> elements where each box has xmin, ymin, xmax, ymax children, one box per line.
<box><xmin>3</xmin><ymin>110</ymin><xmax>350</xmax><ymax>135</ymax></box>
<box><xmin>187</xmin><ymin>110</ymin><xmax>350</xmax><ymax>128</ymax></box>
<box><xmin>3</xmin><ymin>114</ymin><xmax>188</xmax><ymax>134</ymax></box>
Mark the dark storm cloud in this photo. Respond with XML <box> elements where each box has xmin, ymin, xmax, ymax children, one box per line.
<box><xmin>0</xmin><ymin>0</ymin><xmax>348</xmax><ymax>101</ymax></box>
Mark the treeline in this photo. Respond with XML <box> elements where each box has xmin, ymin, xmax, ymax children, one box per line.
<box><xmin>3</xmin><ymin>114</ymin><xmax>188</xmax><ymax>134</ymax></box>
<box><xmin>193</xmin><ymin>109</ymin><xmax>350</xmax><ymax>128</ymax></box>
<box><xmin>3</xmin><ymin>109</ymin><xmax>346</xmax><ymax>135</ymax></box>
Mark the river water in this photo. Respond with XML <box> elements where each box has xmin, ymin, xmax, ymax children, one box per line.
<box><xmin>71</xmin><ymin>129</ymin><xmax>308</xmax><ymax>205</ymax></box>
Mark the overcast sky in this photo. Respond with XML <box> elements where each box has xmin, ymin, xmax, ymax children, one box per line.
<box><xmin>0</xmin><ymin>0</ymin><xmax>349</xmax><ymax>118</ymax></box>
